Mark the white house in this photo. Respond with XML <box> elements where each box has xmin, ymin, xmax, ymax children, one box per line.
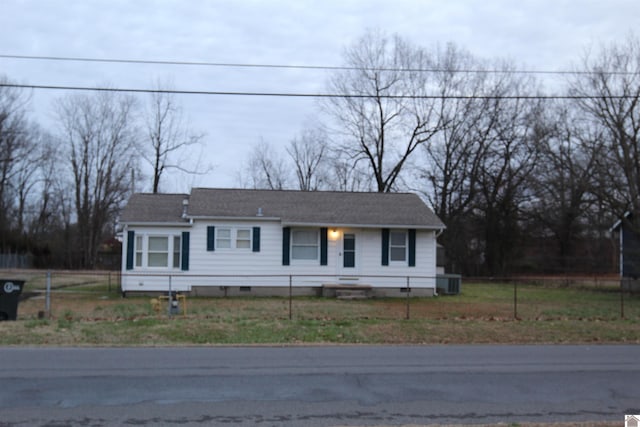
<box><xmin>119</xmin><ymin>188</ymin><xmax>446</xmax><ymax>297</ymax></box>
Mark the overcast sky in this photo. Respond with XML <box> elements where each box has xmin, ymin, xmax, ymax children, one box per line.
<box><xmin>1</xmin><ymin>0</ymin><xmax>638</xmax><ymax>191</ymax></box>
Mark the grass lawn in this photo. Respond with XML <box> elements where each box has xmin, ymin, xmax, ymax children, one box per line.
<box><xmin>0</xmin><ymin>277</ymin><xmax>638</xmax><ymax>346</ymax></box>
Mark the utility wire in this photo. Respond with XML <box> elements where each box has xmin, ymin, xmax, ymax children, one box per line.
<box><xmin>0</xmin><ymin>53</ymin><xmax>636</xmax><ymax>76</ymax></box>
<box><xmin>0</xmin><ymin>82</ymin><xmax>635</xmax><ymax>99</ymax></box>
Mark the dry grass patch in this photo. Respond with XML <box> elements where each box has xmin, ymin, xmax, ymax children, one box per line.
<box><xmin>2</xmin><ymin>278</ymin><xmax>639</xmax><ymax>346</ymax></box>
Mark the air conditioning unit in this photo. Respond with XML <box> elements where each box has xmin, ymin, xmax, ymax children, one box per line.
<box><xmin>436</xmin><ymin>274</ymin><xmax>461</xmax><ymax>295</ymax></box>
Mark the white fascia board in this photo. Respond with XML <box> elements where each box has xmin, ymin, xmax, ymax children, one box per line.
<box><xmin>610</xmin><ymin>219</ymin><xmax>622</xmax><ymax>233</ymax></box>
<box><xmin>120</xmin><ymin>222</ymin><xmax>192</xmax><ymax>228</ymax></box>
<box><xmin>282</xmin><ymin>221</ymin><xmax>446</xmax><ymax>230</ymax></box>
<box><xmin>609</xmin><ymin>211</ymin><xmax>632</xmax><ymax>233</ymax></box>
<box><xmin>187</xmin><ymin>216</ymin><xmax>281</xmax><ymax>222</ymax></box>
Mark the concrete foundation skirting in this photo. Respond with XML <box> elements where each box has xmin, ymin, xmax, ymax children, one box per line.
<box><xmin>124</xmin><ymin>286</ymin><xmax>435</xmax><ymax>298</ymax></box>
<box><xmin>373</xmin><ymin>287</ymin><xmax>435</xmax><ymax>298</ymax></box>
<box><xmin>189</xmin><ymin>286</ymin><xmax>435</xmax><ymax>298</ymax></box>
<box><xmin>191</xmin><ymin>286</ymin><xmax>321</xmax><ymax>297</ymax></box>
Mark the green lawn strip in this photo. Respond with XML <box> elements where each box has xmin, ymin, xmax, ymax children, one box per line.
<box><xmin>1</xmin><ymin>314</ymin><xmax>638</xmax><ymax>346</ymax></box>
<box><xmin>441</xmin><ymin>282</ymin><xmax>636</xmax><ymax>320</ymax></box>
<box><xmin>3</xmin><ymin>282</ymin><xmax>639</xmax><ymax>346</ymax></box>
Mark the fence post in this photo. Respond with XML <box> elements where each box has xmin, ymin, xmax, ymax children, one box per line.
<box><xmin>168</xmin><ymin>275</ymin><xmax>173</xmax><ymax>317</ymax></box>
<box><xmin>620</xmin><ymin>279</ymin><xmax>625</xmax><ymax>319</ymax></box>
<box><xmin>405</xmin><ymin>276</ymin><xmax>411</xmax><ymax>320</ymax></box>
<box><xmin>45</xmin><ymin>271</ymin><xmax>51</xmax><ymax>318</ymax></box>
<box><xmin>513</xmin><ymin>280</ymin><xmax>518</xmax><ymax>320</ymax></box>
<box><xmin>289</xmin><ymin>275</ymin><xmax>292</xmax><ymax>320</ymax></box>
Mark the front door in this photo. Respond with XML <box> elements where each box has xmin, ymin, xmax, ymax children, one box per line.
<box><xmin>338</xmin><ymin>232</ymin><xmax>360</xmax><ymax>277</ymax></box>
<box><xmin>342</xmin><ymin>233</ymin><xmax>356</xmax><ymax>270</ymax></box>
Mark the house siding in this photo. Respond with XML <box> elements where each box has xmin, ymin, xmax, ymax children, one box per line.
<box><xmin>621</xmin><ymin>225</ymin><xmax>640</xmax><ymax>278</ymax></box>
<box><xmin>122</xmin><ymin>222</ymin><xmax>438</xmax><ymax>294</ymax></box>
<box><xmin>190</xmin><ymin>220</ymin><xmax>281</xmax><ymax>276</ymax></box>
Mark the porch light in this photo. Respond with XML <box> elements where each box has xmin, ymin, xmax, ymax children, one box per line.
<box><xmin>329</xmin><ymin>229</ymin><xmax>340</xmax><ymax>240</ymax></box>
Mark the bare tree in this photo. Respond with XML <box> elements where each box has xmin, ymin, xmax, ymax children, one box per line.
<box><xmin>481</xmin><ymin>95</ymin><xmax>541</xmax><ymax>277</ymax></box>
<box><xmin>0</xmin><ymin>77</ymin><xmax>32</xmax><ymax>251</ymax></box>
<box><xmin>28</xmin><ymin>134</ymin><xmax>61</xmax><ymax>238</ymax></box>
<box><xmin>324</xmin><ymin>30</ymin><xmax>443</xmax><ymax>192</ymax></box>
<box><xmin>474</xmin><ymin>69</ymin><xmax>545</xmax><ymax>275</ymax></box>
<box><xmin>568</xmin><ymin>35</ymin><xmax>640</xmax><ymax>220</ymax></box>
<box><xmin>13</xmin><ymin>124</ymin><xmax>51</xmax><ymax>235</ymax></box>
<box><xmin>417</xmin><ymin>51</ymin><xmax>544</xmax><ymax>275</ymax></box>
<box><xmin>325</xmin><ymin>153</ymin><xmax>372</xmax><ymax>192</ymax></box>
<box><xmin>417</xmin><ymin>44</ymin><xmax>496</xmax><ymax>273</ymax></box>
<box><xmin>0</xmin><ymin>76</ymin><xmax>71</xmax><ymax>267</ymax></box>
<box><xmin>241</xmin><ymin>139</ymin><xmax>290</xmax><ymax>190</ymax></box>
<box><xmin>420</xmin><ymin>45</ymin><xmax>499</xmax><ymax>220</ymax></box>
<box><xmin>55</xmin><ymin>90</ymin><xmax>138</xmax><ymax>268</ymax></box>
<box><xmin>286</xmin><ymin>127</ymin><xmax>328</xmax><ymax>191</ymax></box>
<box><xmin>142</xmin><ymin>85</ymin><xmax>208</xmax><ymax>193</ymax></box>
<box><xmin>525</xmin><ymin>101</ymin><xmax>604</xmax><ymax>272</ymax></box>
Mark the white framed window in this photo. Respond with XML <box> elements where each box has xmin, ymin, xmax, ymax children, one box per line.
<box><xmin>135</xmin><ymin>235</ymin><xmax>143</xmax><ymax>267</ymax></box>
<box><xmin>291</xmin><ymin>229</ymin><xmax>319</xmax><ymax>260</ymax></box>
<box><xmin>148</xmin><ymin>236</ymin><xmax>169</xmax><ymax>267</ymax></box>
<box><xmin>389</xmin><ymin>231</ymin><xmax>407</xmax><ymax>262</ymax></box>
<box><xmin>216</xmin><ymin>228</ymin><xmax>231</xmax><ymax>249</ymax></box>
<box><xmin>236</xmin><ymin>228</ymin><xmax>251</xmax><ymax>249</ymax></box>
<box><xmin>133</xmin><ymin>234</ymin><xmax>182</xmax><ymax>269</ymax></box>
<box><xmin>216</xmin><ymin>228</ymin><xmax>251</xmax><ymax>250</ymax></box>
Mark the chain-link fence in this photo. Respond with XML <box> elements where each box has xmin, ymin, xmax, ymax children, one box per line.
<box><xmin>448</xmin><ymin>277</ymin><xmax>639</xmax><ymax>321</ymax></box>
<box><xmin>1</xmin><ymin>270</ymin><xmax>638</xmax><ymax>322</ymax></box>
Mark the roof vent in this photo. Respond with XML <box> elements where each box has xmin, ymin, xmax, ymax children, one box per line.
<box><xmin>182</xmin><ymin>198</ymin><xmax>189</xmax><ymax>219</ymax></box>
<box><xmin>257</xmin><ymin>207</ymin><xmax>263</xmax><ymax>217</ymax></box>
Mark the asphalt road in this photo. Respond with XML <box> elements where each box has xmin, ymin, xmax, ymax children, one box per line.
<box><xmin>0</xmin><ymin>345</ymin><xmax>638</xmax><ymax>426</ymax></box>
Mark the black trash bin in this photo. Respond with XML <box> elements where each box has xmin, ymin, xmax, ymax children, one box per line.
<box><xmin>0</xmin><ymin>279</ymin><xmax>25</xmax><ymax>320</ymax></box>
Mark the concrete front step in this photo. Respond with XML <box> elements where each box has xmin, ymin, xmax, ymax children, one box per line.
<box><xmin>323</xmin><ymin>284</ymin><xmax>372</xmax><ymax>299</ymax></box>
<box><xmin>335</xmin><ymin>289</ymin><xmax>370</xmax><ymax>300</ymax></box>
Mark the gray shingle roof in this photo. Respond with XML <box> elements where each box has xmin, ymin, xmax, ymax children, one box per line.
<box><xmin>120</xmin><ymin>193</ymin><xmax>189</xmax><ymax>223</ymax></box>
<box><xmin>121</xmin><ymin>188</ymin><xmax>445</xmax><ymax>229</ymax></box>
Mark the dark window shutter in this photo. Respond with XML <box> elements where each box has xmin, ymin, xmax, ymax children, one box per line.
<box><xmin>381</xmin><ymin>228</ymin><xmax>389</xmax><ymax>266</ymax></box>
<box><xmin>320</xmin><ymin>227</ymin><xmax>328</xmax><ymax>266</ymax></box>
<box><xmin>282</xmin><ymin>227</ymin><xmax>290</xmax><ymax>265</ymax></box>
<box><xmin>207</xmin><ymin>226</ymin><xmax>215</xmax><ymax>251</ymax></box>
<box><xmin>181</xmin><ymin>231</ymin><xmax>190</xmax><ymax>271</ymax></box>
<box><xmin>252</xmin><ymin>227</ymin><xmax>261</xmax><ymax>252</ymax></box>
<box><xmin>408</xmin><ymin>229</ymin><xmax>416</xmax><ymax>267</ymax></box>
<box><xmin>126</xmin><ymin>230</ymin><xmax>135</xmax><ymax>270</ymax></box>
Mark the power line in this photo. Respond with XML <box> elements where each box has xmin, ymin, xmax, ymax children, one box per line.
<box><xmin>0</xmin><ymin>82</ymin><xmax>635</xmax><ymax>100</ymax></box>
<box><xmin>0</xmin><ymin>53</ymin><xmax>348</xmax><ymax>71</ymax></box>
<box><xmin>0</xmin><ymin>53</ymin><xmax>635</xmax><ymax>76</ymax></box>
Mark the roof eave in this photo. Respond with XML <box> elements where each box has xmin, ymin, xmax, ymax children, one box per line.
<box><xmin>282</xmin><ymin>221</ymin><xmax>446</xmax><ymax>230</ymax></box>
<box><xmin>187</xmin><ymin>215</ymin><xmax>281</xmax><ymax>221</ymax></box>
<box><xmin>609</xmin><ymin>211</ymin><xmax>633</xmax><ymax>233</ymax></box>
<box><xmin>120</xmin><ymin>221</ymin><xmax>192</xmax><ymax>227</ymax></box>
